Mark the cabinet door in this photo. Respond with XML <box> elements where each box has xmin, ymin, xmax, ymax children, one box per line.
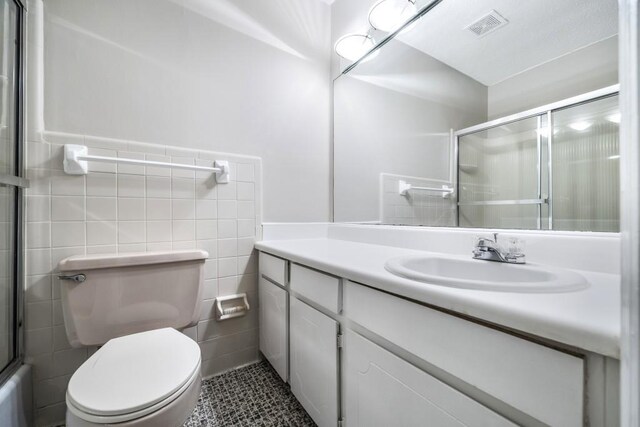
<box><xmin>344</xmin><ymin>330</ymin><xmax>516</xmax><ymax>427</ymax></box>
<box><xmin>290</xmin><ymin>297</ymin><xmax>339</xmax><ymax>427</ymax></box>
<box><xmin>259</xmin><ymin>277</ymin><xmax>288</xmax><ymax>381</ymax></box>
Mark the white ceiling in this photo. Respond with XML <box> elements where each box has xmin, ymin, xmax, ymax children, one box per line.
<box><xmin>397</xmin><ymin>0</ymin><xmax>618</xmax><ymax>86</ymax></box>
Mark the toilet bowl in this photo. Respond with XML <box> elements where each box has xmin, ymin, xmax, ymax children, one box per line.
<box><xmin>65</xmin><ymin>328</ymin><xmax>201</xmax><ymax>427</ymax></box>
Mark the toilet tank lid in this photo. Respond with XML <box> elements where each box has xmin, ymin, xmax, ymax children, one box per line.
<box><xmin>58</xmin><ymin>250</ymin><xmax>208</xmax><ymax>271</ymax></box>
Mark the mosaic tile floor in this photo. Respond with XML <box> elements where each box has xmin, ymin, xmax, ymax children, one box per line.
<box><xmin>183</xmin><ymin>361</ymin><xmax>316</xmax><ymax>427</ymax></box>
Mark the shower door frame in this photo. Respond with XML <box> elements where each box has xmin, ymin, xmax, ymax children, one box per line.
<box><xmin>453</xmin><ymin>84</ymin><xmax>620</xmax><ymax>230</ymax></box>
<box><xmin>0</xmin><ymin>0</ymin><xmax>26</xmax><ymax>387</ymax></box>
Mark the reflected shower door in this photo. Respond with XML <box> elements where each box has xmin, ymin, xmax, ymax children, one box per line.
<box><xmin>551</xmin><ymin>95</ymin><xmax>620</xmax><ymax>232</ymax></box>
<box><xmin>457</xmin><ymin>115</ymin><xmax>547</xmax><ymax>229</ymax></box>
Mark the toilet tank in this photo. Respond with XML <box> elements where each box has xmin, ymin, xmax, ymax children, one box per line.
<box><xmin>57</xmin><ymin>250</ymin><xmax>208</xmax><ymax>347</ymax></box>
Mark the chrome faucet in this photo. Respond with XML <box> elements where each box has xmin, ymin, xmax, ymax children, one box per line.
<box><xmin>472</xmin><ymin>233</ymin><xmax>525</xmax><ymax>264</ymax></box>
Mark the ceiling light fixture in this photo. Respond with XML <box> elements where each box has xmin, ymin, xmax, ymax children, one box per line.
<box><xmin>607</xmin><ymin>112</ymin><xmax>621</xmax><ymax>124</ymax></box>
<box><xmin>334</xmin><ymin>33</ymin><xmax>377</xmax><ymax>62</ymax></box>
<box><xmin>569</xmin><ymin>121</ymin><xmax>592</xmax><ymax>131</ymax></box>
<box><xmin>368</xmin><ymin>0</ymin><xmax>417</xmax><ymax>33</ymax></box>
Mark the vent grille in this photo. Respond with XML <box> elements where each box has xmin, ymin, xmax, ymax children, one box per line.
<box><xmin>466</xmin><ymin>10</ymin><xmax>508</xmax><ymax>37</ymax></box>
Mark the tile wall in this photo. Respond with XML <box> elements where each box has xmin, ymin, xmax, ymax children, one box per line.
<box><xmin>25</xmin><ymin>131</ymin><xmax>262</xmax><ymax>426</ymax></box>
<box><xmin>380</xmin><ymin>173</ymin><xmax>456</xmax><ymax>226</ymax></box>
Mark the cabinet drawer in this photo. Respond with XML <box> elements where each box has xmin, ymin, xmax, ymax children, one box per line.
<box><xmin>259</xmin><ymin>252</ymin><xmax>287</xmax><ymax>286</ymax></box>
<box><xmin>259</xmin><ymin>277</ymin><xmax>288</xmax><ymax>382</ymax></box>
<box><xmin>345</xmin><ymin>281</ymin><xmax>584</xmax><ymax>427</ymax></box>
<box><xmin>344</xmin><ymin>330</ymin><xmax>516</xmax><ymax>427</ymax></box>
<box><xmin>290</xmin><ymin>264</ymin><xmax>341</xmax><ymax>314</ymax></box>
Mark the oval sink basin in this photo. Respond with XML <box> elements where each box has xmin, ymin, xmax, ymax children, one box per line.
<box><xmin>385</xmin><ymin>256</ymin><xmax>588</xmax><ymax>293</ymax></box>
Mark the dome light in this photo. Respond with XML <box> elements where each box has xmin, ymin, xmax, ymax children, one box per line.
<box><xmin>368</xmin><ymin>0</ymin><xmax>417</xmax><ymax>33</ymax></box>
<box><xmin>569</xmin><ymin>121</ymin><xmax>592</xmax><ymax>131</ymax></box>
<box><xmin>334</xmin><ymin>33</ymin><xmax>376</xmax><ymax>62</ymax></box>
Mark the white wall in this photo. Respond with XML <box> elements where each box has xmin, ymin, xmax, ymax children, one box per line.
<box><xmin>488</xmin><ymin>36</ymin><xmax>619</xmax><ymax>119</ymax></box>
<box><xmin>41</xmin><ymin>0</ymin><xmax>332</xmax><ymax>222</ymax></box>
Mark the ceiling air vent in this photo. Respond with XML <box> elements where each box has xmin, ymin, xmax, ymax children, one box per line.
<box><xmin>466</xmin><ymin>10</ymin><xmax>508</xmax><ymax>38</ymax></box>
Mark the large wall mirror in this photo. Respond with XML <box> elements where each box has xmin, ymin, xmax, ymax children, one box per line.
<box><xmin>333</xmin><ymin>0</ymin><xmax>619</xmax><ymax>232</ymax></box>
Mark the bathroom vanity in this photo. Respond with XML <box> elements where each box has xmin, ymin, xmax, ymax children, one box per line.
<box><xmin>256</xmin><ymin>224</ymin><xmax>620</xmax><ymax>427</ymax></box>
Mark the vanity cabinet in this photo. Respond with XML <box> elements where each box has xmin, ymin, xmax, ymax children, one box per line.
<box><xmin>289</xmin><ymin>297</ymin><xmax>340</xmax><ymax>427</ymax></box>
<box><xmin>258</xmin><ymin>277</ymin><xmax>288</xmax><ymax>381</ymax></box>
<box><xmin>344</xmin><ymin>329</ymin><xmax>516</xmax><ymax>427</ymax></box>
<box><xmin>258</xmin><ymin>253</ymin><xmax>289</xmax><ymax>381</ymax></box>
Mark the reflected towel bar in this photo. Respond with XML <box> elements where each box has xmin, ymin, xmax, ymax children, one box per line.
<box><xmin>63</xmin><ymin>144</ymin><xmax>230</xmax><ymax>183</ymax></box>
<box><xmin>399</xmin><ymin>180</ymin><xmax>454</xmax><ymax>198</ymax></box>
<box><xmin>457</xmin><ymin>198</ymin><xmax>549</xmax><ymax>207</ymax></box>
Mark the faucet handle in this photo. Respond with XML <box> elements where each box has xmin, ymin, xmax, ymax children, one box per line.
<box><xmin>504</xmin><ymin>237</ymin><xmax>526</xmax><ymax>263</ymax></box>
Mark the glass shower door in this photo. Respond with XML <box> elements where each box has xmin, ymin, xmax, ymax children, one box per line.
<box><xmin>0</xmin><ymin>0</ymin><xmax>24</xmax><ymax>382</ymax></box>
<box><xmin>550</xmin><ymin>95</ymin><xmax>620</xmax><ymax>232</ymax></box>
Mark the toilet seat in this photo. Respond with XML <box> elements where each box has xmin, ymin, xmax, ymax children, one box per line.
<box><xmin>66</xmin><ymin>328</ymin><xmax>201</xmax><ymax>424</ymax></box>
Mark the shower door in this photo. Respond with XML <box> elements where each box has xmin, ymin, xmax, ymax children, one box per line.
<box><xmin>0</xmin><ymin>0</ymin><xmax>25</xmax><ymax>384</ymax></box>
<box><xmin>457</xmin><ymin>89</ymin><xmax>619</xmax><ymax>232</ymax></box>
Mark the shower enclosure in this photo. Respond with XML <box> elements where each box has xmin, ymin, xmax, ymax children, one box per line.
<box><xmin>0</xmin><ymin>0</ymin><xmax>25</xmax><ymax>386</ymax></box>
<box><xmin>456</xmin><ymin>86</ymin><xmax>620</xmax><ymax>232</ymax></box>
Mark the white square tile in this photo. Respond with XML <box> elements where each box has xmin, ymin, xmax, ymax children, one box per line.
<box><xmin>53</xmin><ymin>348</ymin><xmax>88</xmax><ymax>377</ymax></box>
<box><xmin>128</xmin><ymin>141</ymin><xmax>165</xmax><ymax>155</ymax></box>
<box><xmin>26</xmin><ymin>169</ymin><xmax>51</xmax><ymax>195</ymax></box>
<box><xmin>53</xmin><ymin>325</ymin><xmax>71</xmax><ymax>351</ymax></box>
<box><xmin>237</xmin><ymin>274</ymin><xmax>258</xmax><ymax>294</ymax></box>
<box><xmin>217</xmin><ymin>182</ymin><xmax>236</xmax><ymax>200</ymax></box>
<box><xmin>26</xmin><ymin>301</ymin><xmax>52</xmax><ymax>330</ymax></box>
<box><xmin>145</xmin><ymin>154</ymin><xmax>171</xmax><ymax>177</ymax></box>
<box><xmin>237</xmin><ymin>253</ymin><xmax>257</xmax><ymax>275</ymax></box>
<box><xmin>86</xmin><ymin>245</ymin><xmax>117</xmax><ymax>254</ymax></box>
<box><xmin>196</xmin><ymin>200</ymin><xmax>217</xmax><ymax>219</ymax></box>
<box><xmin>118</xmin><ymin>222</ymin><xmax>146</xmax><ymax>244</ymax></box>
<box><xmin>217</xmin><ymin>220</ymin><xmax>237</xmax><ymax>239</ymax></box>
<box><xmin>237</xmin><ymin>182</ymin><xmax>254</xmax><ymax>201</ymax></box>
<box><xmin>86</xmin><ymin>173</ymin><xmax>116</xmax><ymax>197</ymax></box>
<box><xmin>146</xmin><ymin>221</ymin><xmax>171</xmax><ymax>242</ymax></box>
<box><xmin>203</xmin><ymin>278</ymin><xmax>218</xmax><ymax>300</ymax></box>
<box><xmin>196</xmin><ymin>220</ymin><xmax>217</xmax><ymax>240</ymax></box>
<box><xmin>196</xmin><ymin>178</ymin><xmax>217</xmax><ymax>200</ymax></box>
<box><xmin>172</xmin><ymin>240</ymin><xmax>196</xmax><ymax>250</ymax></box>
<box><xmin>218</xmin><ymin>276</ymin><xmax>239</xmax><ymax>296</ymax></box>
<box><xmin>237</xmin><ymin>237</ymin><xmax>255</xmax><ymax>256</ymax></box>
<box><xmin>146</xmin><ymin>242</ymin><xmax>172</xmax><ymax>251</ymax></box>
<box><xmin>51</xmin><ymin>222</ymin><xmax>85</xmax><ymax>247</ymax></box>
<box><xmin>26</xmin><ymin>275</ymin><xmax>52</xmax><ymax>302</ymax></box>
<box><xmin>196</xmin><ymin>240</ymin><xmax>217</xmax><ymax>259</ymax></box>
<box><xmin>118</xmin><ymin>198</ymin><xmax>145</xmax><ymax>220</ymax></box>
<box><xmin>204</xmin><ymin>259</ymin><xmax>217</xmax><ymax>280</ymax></box>
<box><xmin>146</xmin><ymin>199</ymin><xmax>170</xmax><ymax>220</ymax></box>
<box><xmin>146</xmin><ymin>176</ymin><xmax>171</xmax><ymax>198</ymax></box>
<box><xmin>218</xmin><ymin>239</ymin><xmax>237</xmax><ymax>258</ymax></box>
<box><xmin>171</xmin><ymin>157</ymin><xmax>195</xmax><ymax>179</ymax></box>
<box><xmin>27</xmin><ymin>222</ymin><xmax>50</xmax><ymax>248</ymax></box>
<box><xmin>117</xmin><ymin>175</ymin><xmax>145</xmax><ymax>198</ymax></box>
<box><xmin>27</xmin><ymin>141</ymin><xmax>51</xmax><ymax>169</ymax></box>
<box><xmin>237</xmin><ymin>219</ymin><xmax>255</xmax><ymax>238</ymax></box>
<box><xmin>172</xmin><ymin>200</ymin><xmax>195</xmax><ymax>220</ymax></box>
<box><xmin>217</xmin><ymin>200</ymin><xmax>237</xmax><ymax>219</ymax></box>
<box><xmin>25</xmin><ymin>327</ymin><xmax>52</xmax><ymax>356</ymax></box>
<box><xmin>87</xmin><ymin>222</ymin><xmax>117</xmax><ymax>245</ymax></box>
<box><xmin>218</xmin><ymin>257</ymin><xmax>238</xmax><ymax>278</ymax></box>
<box><xmin>51</xmin><ymin>247</ymin><xmax>85</xmax><ymax>272</ymax></box>
<box><xmin>172</xmin><ymin>220</ymin><xmax>195</xmax><ymax>241</ymax></box>
<box><xmin>237</xmin><ymin>201</ymin><xmax>255</xmax><ymax>219</ymax></box>
<box><xmin>51</xmin><ymin>196</ymin><xmax>84</xmax><ymax>221</ymax></box>
<box><xmin>236</xmin><ymin>163</ymin><xmax>255</xmax><ymax>182</ymax></box>
<box><xmin>87</xmin><ymin>148</ymin><xmax>117</xmax><ymax>173</ymax></box>
<box><xmin>27</xmin><ymin>196</ymin><xmax>51</xmax><ymax>222</ymax></box>
<box><xmin>117</xmin><ymin>151</ymin><xmax>145</xmax><ymax>175</ymax></box>
<box><xmin>171</xmin><ymin>178</ymin><xmax>195</xmax><ymax>199</ymax></box>
<box><xmin>118</xmin><ymin>243</ymin><xmax>147</xmax><ymax>253</ymax></box>
<box><xmin>51</xmin><ymin>172</ymin><xmax>85</xmax><ymax>196</ymax></box>
<box><xmin>86</xmin><ymin>197</ymin><xmax>116</xmax><ymax>221</ymax></box>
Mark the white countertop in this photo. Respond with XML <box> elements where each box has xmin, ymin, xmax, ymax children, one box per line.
<box><xmin>255</xmin><ymin>238</ymin><xmax>620</xmax><ymax>358</ymax></box>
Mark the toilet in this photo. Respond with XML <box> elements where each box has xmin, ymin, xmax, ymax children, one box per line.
<box><xmin>57</xmin><ymin>250</ymin><xmax>208</xmax><ymax>426</ymax></box>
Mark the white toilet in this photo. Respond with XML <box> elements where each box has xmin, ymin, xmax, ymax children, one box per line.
<box><xmin>57</xmin><ymin>250</ymin><xmax>208</xmax><ymax>427</ymax></box>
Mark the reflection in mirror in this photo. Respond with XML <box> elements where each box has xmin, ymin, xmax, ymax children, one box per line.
<box><xmin>333</xmin><ymin>0</ymin><xmax>619</xmax><ymax>232</ymax></box>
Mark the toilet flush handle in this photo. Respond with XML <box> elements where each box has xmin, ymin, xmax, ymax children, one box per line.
<box><xmin>57</xmin><ymin>273</ymin><xmax>86</xmax><ymax>283</ymax></box>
